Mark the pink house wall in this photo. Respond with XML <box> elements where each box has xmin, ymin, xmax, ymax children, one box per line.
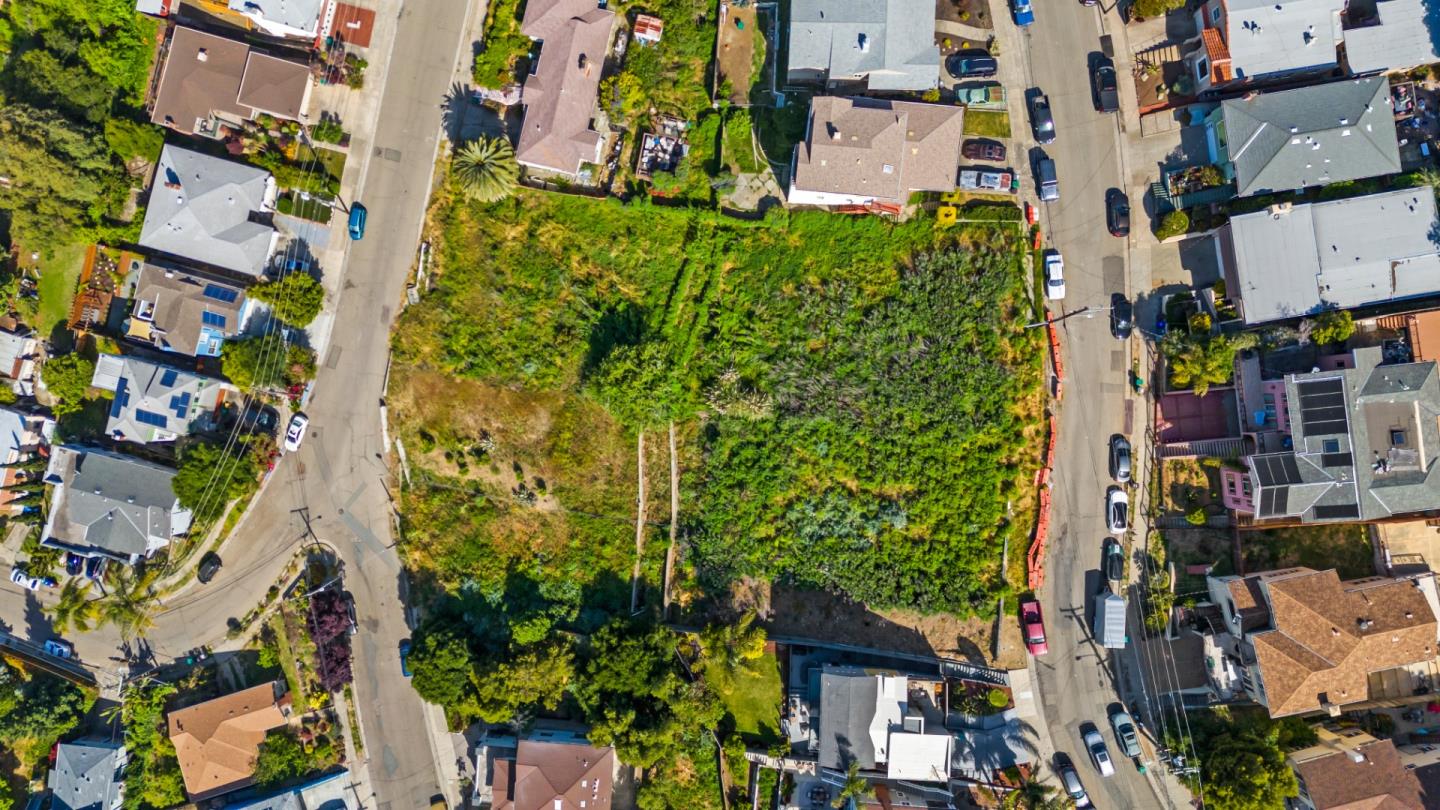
<box><xmin>1222</xmin><ymin>467</ymin><xmax>1253</xmax><ymax>512</ymax></box>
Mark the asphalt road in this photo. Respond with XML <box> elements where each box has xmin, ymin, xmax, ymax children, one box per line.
<box><xmin>0</xmin><ymin>0</ymin><xmax>474</xmax><ymax>807</ymax></box>
<box><xmin>1016</xmin><ymin>3</ymin><xmax>1170</xmax><ymax>807</ymax></box>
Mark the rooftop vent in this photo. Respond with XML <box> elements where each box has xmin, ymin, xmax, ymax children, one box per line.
<box><xmin>1358</xmin><ymin>618</ymin><xmax>1374</xmax><ymax>630</ymax></box>
<box><xmin>858</xmin><ymin>33</ymin><xmax>869</xmax><ymax>52</ymax></box>
<box><xmin>196</xmin><ymin>48</ymin><xmax>208</xmax><ymax>62</ymax></box>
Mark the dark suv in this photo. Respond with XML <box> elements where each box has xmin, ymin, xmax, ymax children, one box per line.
<box><xmin>1029</xmin><ymin>91</ymin><xmax>1056</xmax><ymax>143</ymax></box>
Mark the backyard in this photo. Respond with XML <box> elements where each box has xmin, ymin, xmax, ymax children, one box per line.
<box><xmin>1242</xmin><ymin>524</ymin><xmax>1375</xmax><ymax>580</ymax></box>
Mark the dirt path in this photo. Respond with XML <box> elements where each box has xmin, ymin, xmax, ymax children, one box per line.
<box><xmin>630</xmin><ymin>431</ymin><xmax>648</xmax><ymax>614</ymax></box>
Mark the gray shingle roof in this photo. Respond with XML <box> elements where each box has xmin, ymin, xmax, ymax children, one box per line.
<box><xmin>90</xmin><ymin>354</ymin><xmax>234</xmax><ymax>444</ymax></box>
<box><xmin>1224</xmin><ymin>187</ymin><xmax>1440</xmax><ymax>325</ymax></box>
<box><xmin>48</xmin><ymin>741</ymin><xmax>124</xmax><ymax>810</ymax></box>
<box><xmin>818</xmin><ymin>668</ymin><xmax>881</xmax><ymax>770</ymax></box>
<box><xmin>788</xmin><ymin>0</ymin><xmax>940</xmax><ymax>91</ymax></box>
<box><xmin>42</xmin><ymin>445</ymin><xmax>191</xmax><ymax>562</ymax></box>
<box><xmin>1223</xmin><ymin>77</ymin><xmax>1399</xmax><ymax>197</ymax></box>
<box><xmin>139</xmin><ymin>145</ymin><xmax>277</xmax><ymax>278</ymax></box>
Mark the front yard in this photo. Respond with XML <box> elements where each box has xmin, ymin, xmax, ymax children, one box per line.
<box><xmin>963</xmin><ymin>109</ymin><xmax>1011</xmax><ymax>138</ymax></box>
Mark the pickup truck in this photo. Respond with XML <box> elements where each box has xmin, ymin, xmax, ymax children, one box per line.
<box><xmin>960</xmin><ymin>169</ymin><xmax>1016</xmax><ymax>193</ymax></box>
<box><xmin>958</xmin><ymin>83</ymin><xmax>1005</xmax><ymax>107</ymax></box>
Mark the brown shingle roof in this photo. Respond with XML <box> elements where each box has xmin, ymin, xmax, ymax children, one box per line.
<box><xmin>131</xmin><ymin>262</ymin><xmax>246</xmax><ymax>356</ymax></box>
<box><xmin>1249</xmin><ymin>570</ymin><xmax>1437</xmax><ymax>716</ymax></box>
<box><xmin>167</xmin><ymin>682</ymin><xmax>288</xmax><ymax>801</ymax></box>
<box><xmin>151</xmin><ymin>27</ymin><xmax>310</xmax><ymax>135</ymax></box>
<box><xmin>515</xmin><ymin>0</ymin><xmax>614</xmax><ymax>177</ymax></box>
<box><xmin>493</xmin><ymin>739</ymin><xmax>614</xmax><ymax>810</ymax></box>
<box><xmin>792</xmin><ymin>96</ymin><xmax>964</xmax><ymax>204</ymax></box>
<box><xmin>1293</xmin><ymin>739</ymin><xmax>1424</xmax><ymax>809</ymax></box>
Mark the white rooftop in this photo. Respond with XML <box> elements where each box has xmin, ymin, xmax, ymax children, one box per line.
<box><xmin>870</xmin><ymin>673</ymin><xmax>907</xmax><ymax>764</ymax></box>
<box><xmin>885</xmin><ymin>732</ymin><xmax>953</xmax><ymax>782</ymax></box>
<box><xmin>1227</xmin><ymin>0</ymin><xmax>1344</xmax><ymax>79</ymax></box>
<box><xmin>1343</xmin><ymin>0</ymin><xmax>1440</xmax><ymax>74</ymax></box>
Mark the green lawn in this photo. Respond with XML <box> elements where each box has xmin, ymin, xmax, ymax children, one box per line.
<box><xmin>35</xmin><ymin>242</ymin><xmax>87</xmax><ymax>334</ymax></box>
<box><xmin>1245</xmin><ymin>524</ymin><xmax>1375</xmax><ymax>580</ymax></box>
<box><xmin>315</xmin><ymin>147</ymin><xmax>348</xmax><ymax>184</ymax></box>
<box><xmin>711</xmin><ymin>652</ymin><xmax>782</xmax><ymax>741</ymax></box>
<box><xmin>963</xmin><ymin>109</ymin><xmax>1012</xmax><ymax>139</ymax></box>
<box><xmin>269</xmin><ymin>613</ymin><xmax>309</xmax><ymax>713</ymax></box>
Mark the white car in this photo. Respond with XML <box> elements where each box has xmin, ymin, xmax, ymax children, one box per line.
<box><xmin>283</xmin><ymin>413</ymin><xmax>310</xmax><ymax>452</ymax></box>
<box><xmin>1106</xmin><ymin>486</ymin><xmax>1129</xmax><ymax>535</ymax></box>
<box><xmin>1083</xmin><ymin>727</ymin><xmax>1116</xmax><ymax>777</ymax></box>
<box><xmin>43</xmin><ymin>639</ymin><xmax>74</xmax><ymax>659</ymax></box>
<box><xmin>9</xmin><ymin>567</ymin><xmax>41</xmax><ymax>591</ymax></box>
<box><xmin>1044</xmin><ymin>252</ymin><xmax>1066</xmax><ymax>300</ymax></box>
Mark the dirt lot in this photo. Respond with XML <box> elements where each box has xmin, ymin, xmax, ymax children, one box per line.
<box><xmin>717</xmin><ymin>2</ymin><xmax>758</xmax><ymax>104</ymax></box>
<box><xmin>936</xmin><ymin>0</ymin><xmax>993</xmax><ymax>28</ymax></box>
<box><xmin>719</xmin><ymin>581</ymin><xmax>1027</xmax><ymax>670</ymax></box>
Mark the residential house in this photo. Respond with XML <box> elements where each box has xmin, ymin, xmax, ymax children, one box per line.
<box><xmin>786</xmin><ymin>0</ymin><xmax>940</xmax><ymax>92</ymax></box>
<box><xmin>514</xmin><ymin>0</ymin><xmax>615</xmax><ymax>180</ymax></box>
<box><xmin>1218</xmin><ymin>187</ymin><xmax>1439</xmax><ymax>325</ymax></box>
<box><xmin>151</xmin><ymin>27</ymin><xmax>311</xmax><ymax>138</ymax></box>
<box><xmin>41</xmin><ymin>445</ymin><xmax>193</xmax><ymax>564</ymax></box>
<box><xmin>139</xmin><ymin>144</ymin><xmax>279</xmax><ymax>279</ymax></box>
<box><xmin>1288</xmin><ymin>727</ymin><xmax>1424</xmax><ymax>808</ymax></box>
<box><xmin>168</xmin><ymin>682</ymin><xmax>291</xmax><ymax>802</ymax></box>
<box><xmin>222</xmin><ymin>771</ymin><xmax>358</xmax><ymax>810</ymax></box>
<box><xmin>1202</xmin><ymin>567</ymin><xmax>1440</xmax><ymax>717</ymax></box>
<box><xmin>1202</xmin><ymin>77</ymin><xmax>1399</xmax><ymax>197</ymax></box>
<box><xmin>135</xmin><ymin>0</ymin><xmax>174</xmax><ymax>17</ymax></box>
<box><xmin>47</xmin><ymin>740</ymin><xmax>126</xmax><ymax>810</ymax></box>
<box><xmin>1223</xmin><ymin>344</ymin><xmax>1440</xmax><ymax>524</ymax></box>
<box><xmin>1343</xmin><ymin>0</ymin><xmax>1440</xmax><ymax>75</ymax></box>
<box><xmin>484</xmin><ymin>726</ymin><xmax>616</xmax><ymax>810</ymax></box>
<box><xmin>814</xmin><ymin>667</ymin><xmax>955</xmax><ymax>782</ymax></box>
<box><xmin>0</xmin><ymin>406</ymin><xmax>54</xmax><ymax>517</ymax></box>
<box><xmin>788</xmin><ymin>96</ymin><xmax>965</xmax><ymax>207</ymax></box>
<box><xmin>1184</xmin><ymin>0</ymin><xmax>1344</xmax><ymax>92</ymax></box>
<box><xmin>90</xmin><ymin>354</ymin><xmax>236</xmax><ymax>444</ymax></box>
<box><xmin>126</xmin><ymin>262</ymin><xmax>251</xmax><ymax>358</ymax></box>
<box><xmin>0</xmin><ymin>318</ymin><xmax>40</xmax><ymax>395</ymax></box>
<box><xmin>227</xmin><ymin>0</ymin><xmax>330</xmax><ymax>40</ymax></box>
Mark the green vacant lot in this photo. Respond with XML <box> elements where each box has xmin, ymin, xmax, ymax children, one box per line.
<box><xmin>392</xmin><ymin>188</ymin><xmax>1044</xmax><ymax>617</ymax></box>
<box><xmin>963</xmin><ymin>109</ymin><xmax>1011</xmax><ymax>139</ymax></box>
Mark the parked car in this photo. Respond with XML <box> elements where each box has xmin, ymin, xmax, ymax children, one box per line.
<box><xmin>239</xmin><ymin>404</ymin><xmax>280</xmax><ymax>436</ymax></box>
<box><xmin>1103</xmin><ymin>538</ymin><xmax>1125</xmax><ymax>583</ymax></box>
<box><xmin>1056</xmin><ymin>755</ymin><xmax>1092</xmax><ymax>807</ymax></box>
<box><xmin>1092</xmin><ymin>57</ymin><xmax>1119</xmax><ymax>112</ymax></box>
<box><xmin>399</xmin><ymin>639</ymin><xmax>413</xmax><ymax>677</ymax></box>
<box><xmin>1106</xmin><ymin>486</ymin><xmax>1129</xmax><ymax>535</ymax></box>
<box><xmin>1019</xmin><ymin>598</ymin><xmax>1049</xmax><ymax>655</ymax></box>
<box><xmin>948</xmin><ymin>53</ymin><xmax>998</xmax><ymax>78</ymax></box>
<box><xmin>1029</xmin><ymin>92</ymin><xmax>1056</xmax><ymax>143</ymax></box>
<box><xmin>64</xmin><ymin>553</ymin><xmax>83</xmax><ymax>577</ymax></box>
<box><xmin>1110</xmin><ymin>710</ymin><xmax>1143</xmax><ymax>759</ymax></box>
<box><xmin>1036</xmin><ymin>157</ymin><xmax>1059</xmax><ymax>202</ymax></box>
<box><xmin>84</xmin><ymin>556</ymin><xmax>106</xmax><ymax>581</ymax></box>
<box><xmin>346</xmin><ymin>593</ymin><xmax>358</xmax><ymax>636</ymax></box>
<box><xmin>197</xmin><ymin>552</ymin><xmax>222</xmax><ymax>584</ymax></box>
<box><xmin>958</xmin><ymin>83</ymin><xmax>1005</xmax><ymax>106</ymax></box>
<box><xmin>1110</xmin><ymin>293</ymin><xmax>1133</xmax><ymax>338</ymax></box>
<box><xmin>347</xmin><ymin>203</ymin><xmax>367</xmax><ymax>240</ymax></box>
<box><xmin>1083</xmin><ymin>726</ymin><xmax>1116</xmax><ymax>777</ymax></box>
<box><xmin>43</xmin><ymin>639</ymin><xmax>74</xmax><ymax>659</ymax></box>
<box><xmin>1106</xmin><ymin>189</ymin><xmax>1131</xmax><ymax>237</ymax></box>
<box><xmin>962</xmin><ymin>139</ymin><xmax>1007</xmax><ymax>162</ymax></box>
<box><xmin>283</xmin><ymin>413</ymin><xmax>310</xmax><ymax>453</ymax></box>
<box><xmin>1044</xmin><ymin>251</ymin><xmax>1066</xmax><ymax>300</ymax></box>
<box><xmin>1109</xmin><ymin>434</ymin><xmax>1132</xmax><ymax>483</ymax></box>
<box><xmin>960</xmin><ymin>169</ymin><xmax>1016</xmax><ymax>193</ymax></box>
<box><xmin>1012</xmin><ymin>0</ymin><xmax>1035</xmax><ymax>25</ymax></box>
<box><xmin>9</xmin><ymin>567</ymin><xmax>41</xmax><ymax>591</ymax></box>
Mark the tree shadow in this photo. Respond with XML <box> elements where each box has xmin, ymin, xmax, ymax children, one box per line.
<box><xmin>580</xmin><ymin>303</ymin><xmax>645</xmax><ymax>379</ymax></box>
<box><xmin>23</xmin><ymin>589</ymin><xmax>54</xmax><ymax>642</ymax></box>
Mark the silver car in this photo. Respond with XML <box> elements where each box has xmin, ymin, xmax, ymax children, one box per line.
<box><xmin>1111</xmin><ymin>710</ymin><xmax>1142</xmax><ymax>759</ymax></box>
<box><xmin>1083</xmin><ymin>727</ymin><xmax>1116</xmax><ymax>777</ymax></box>
<box><xmin>1058</xmin><ymin>759</ymin><xmax>1091</xmax><ymax>807</ymax></box>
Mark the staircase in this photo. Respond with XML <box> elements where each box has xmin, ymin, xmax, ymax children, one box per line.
<box><xmin>1158</xmin><ymin>437</ymin><xmax>1246</xmax><ymax>459</ymax></box>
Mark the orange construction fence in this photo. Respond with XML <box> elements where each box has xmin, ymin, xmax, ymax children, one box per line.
<box><xmin>1027</xmin><ymin>414</ymin><xmax>1059</xmax><ymax>591</ymax></box>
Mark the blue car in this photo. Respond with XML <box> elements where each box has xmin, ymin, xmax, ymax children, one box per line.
<box><xmin>399</xmin><ymin>639</ymin><xmax>412</xmax><ymax>677</ymax></box>
<box><xmin>1012</xmin><ymin>0</ymin><xmax>1035</xmax><ymax>25</ymax></box>
<box><xmin>347</xmin><ymin>203</ymin><xmax>367</xmax><ymax>241</ymax></box>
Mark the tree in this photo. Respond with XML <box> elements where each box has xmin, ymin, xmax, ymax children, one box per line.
<box><xmin>409</xmin><ymin>626</ymin><xmax>479</xmax><ymax>710</ymax></box>
<box><xmin>93</xmin><ymin>565</ymin><xmax>160</xmax><ymax>641</ymax></box>
<box><xmin>696</xmin><ymin>612</ymin><xmax>766</xmax><ymax>673</ymax></box>
<box><xmin>9</xmin><ymin>49</ymin><xmax>116</xmax><ymax>123</ymax></box>
<box><xmin>1186</xmin><ymin>710</ymin><xmax>1313</xmax><ymax>810</ymax></box>
<box><xmin>1132</xmin><ymin>0</ymin><xmax>1186</xmax><ymax>18</ymax></box>
<box><xmin>253</xmin><ymin>730</ymin><xmax>311</xmax><ymax>786</ymax></box>
<box><xmin>452</xmin><ymin>136</ymin><xmax>519</xmax><ymax>203</ymax></box>
<box><xmin>0</xmin><ymin>662</ymin><xmax>89</xmax><ymax>745</ymax></box>
<box><xmin>42</xmin><ymin>353</ymin><xmax>96</xmax><ymax>416</ymax></box>
<box><xmin>251</xmin><ymin>273</ymin><xmax>325</xmax><ymax>327</ymax></box>
<box><xmin>832</xmin><ymin>762</ymin><xmax>872</xmax><ymax>808</ymax></box>
<box><xmin>1307</xmin><ymin>310</ymin><xmax>1355</xmax><ymax>346</ymax></box>
<box><xmin>1165</xmin><ymin>333</ymin><xmax>1258</xmax><ymax>397</ymax></box>
<box><xmin>103</xmin><ymin>118</ymin><xmax>164</xmax><ymax>165</ymax></box>
<box><xmin>46</xmin><ymin>578</ymin><xmax>97</xmax><ymax>633</ymax></box>
<box><xmin>1154</xmin><ymin>209</ymin><xmax>1190</xmax><ymax>240</ymax></box>
<box><xmin>221</xmin><ymin>334</ymin><xmax>315</xmax><ymax>392</ymax></box>
<box><xmin>171</xmin><ymin>440</ymin><xmax>262</xmax><ymax>523</ymax></box>
<box><xmin>0</xmin><ymin>103</ymin><xmax>124</xmax><ymax>249</ymax></box>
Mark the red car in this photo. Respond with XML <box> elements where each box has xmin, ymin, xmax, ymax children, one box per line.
<box><xmin>962</xmin><ymin>139</ymin><xmax>1007</xmax><ymax>163</ymax></box>
<box><xmin>1020</xmin><ymin>598</ymin><xmax>1049</xmax><ymax>656</ymax></box>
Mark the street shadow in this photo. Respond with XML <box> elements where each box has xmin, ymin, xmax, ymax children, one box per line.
<box><xmin>23</xmin><ymin>590</ymin><xmax>54</xmax><ymax>642</ymax></box>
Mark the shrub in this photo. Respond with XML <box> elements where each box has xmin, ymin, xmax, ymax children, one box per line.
<box><xmin>1185</xmin><ymin>507</ymin><xmax>1207</xmax><ymax>526</ymax></box>
<box><xmin>1132</xmin><ymin>0</ymin><xmax>1186</xmax><ymax>17</ymax></box>
<box><xmin>986</xmin><ymin>688</ymin><xmax>1009</xmax><ymax>709</ymax></box>
<box><xmin>1307</xmin><ymin>310</ymin><xmax>1355</xmax><ymax>346</ymax></box>
<box><xmin>1155</xmin><ymin>210</ymin><xmax>1190</xmax><ymax>240</ymax></box>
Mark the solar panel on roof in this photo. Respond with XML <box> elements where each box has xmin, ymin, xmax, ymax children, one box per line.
<box><xmin>1321</xmin><ymin>452</ymin><xmax>1353</xmax><ymax>468</ymax></box>
<box><xmin>1297</xmin><ymin>378</ymin><xmax>1349</xmax><ymax>435</ymax></box>
<box><xmin>1258</xmin><ymin>487</ymin><xmax>1292</xmax><ymax>517</ymax></box>
<box><xmin>203</xmin><ymin>284</ymin><xmax>239</xmax><ymax>304</ymax></box>
<box><xmin>169</xmin><ymin>392</ymin><xmax>191</xmax><ymax>418</ymax></box>
<box><xmin>1254</xmin><ymin>454</ymin><xmax>1304</xmax><ymax>486</ymax></box>
<box><xmin>1313</xmin><ymin>503</ymin><xmax>1361</xmax><ymax>520</ymax></box>
<box><xmin>201</xmin><ymin>311</ymin><xmax>227</xmax><ymax>328</ymax></box>
<box><xmin>159</xmin><ymin>369</ymin><xmax>178</xmax><ymax>387</ymax></box>
<box><xmin>134</xmin><ymin>410</ymin><xmax>168</xmax><ymax>428</ymax></box>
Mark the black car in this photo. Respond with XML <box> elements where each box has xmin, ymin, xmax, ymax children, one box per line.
<box><xmin>197</xmin><ymin>552</ymin><xmax>222</xmax><ymax>584</ymax></box>
<box><xmin>1106</xmin><ymin>188</ymin><xmax>1131</xmax><ymax>237</ymax></box>
<box><xmin>1029</xmin><ymin>91</ymin><xmax>1056</xmax><ymax>144</ymax></box>
<box><xmin>1103</xmin><ymin>539</ymin><xmax>1124</xmax><ymax>583</ymax></box>
<box><xmin>949</xmin><ymin>53</ymin><xmax>998</xmax><ymax>78</ymax></box>
<box><xmin>962</xmin><ymin>139</ymin><xmax>1007</xmax><ymax>162</ymax></box>
<box><xmin>1109</xmin><ymin>293</ymin><xmax>1133</xmax><ymax>338</ymax></box>
<box><xmin>1092</xmin><ymin>58</ymin><xmax>1119</xmax><ymax>113</ymax></box>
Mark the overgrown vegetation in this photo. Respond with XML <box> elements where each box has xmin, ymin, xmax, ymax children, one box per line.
<box><xmin>120</xmin><ymin>679</ymin><xmax>187</xmax><ymax>810</ymax></box>
<box><xmin>0</xmin><ymin>659</ymin><xmax>93</xmax><ymax>776</ymax></box>
<box><xmin>251</xmin><ymin>273</ymin><xmax>326</xmax><ymax>327</ymax></box>
<box><xmin>471</xmin><ymin>0</ymin><xmax>531</xmax><ymax>86</ymax></box>
<box><xmin>604</xmin><ymin>0</ymin><xmax>717</xmax><ymax>122</ymax></box>
<box><xmin>172</xmin><ymin>438</ymin><xmax>267</xmax><ymax>523</ymax></box>
<box><xmin>1175</xmin><ymin>708</ymin><xmax>1317</xmax><ymax>810</ymax></box>
<box><xmin>1161</xmin><ymin>331</ymin><xmax>1258</xmax><ymax>396</ymax></box>
<box><xmin>221</xmin><ymin>333</ymin><xmax>318</xmax><ymax>394</ymax></box>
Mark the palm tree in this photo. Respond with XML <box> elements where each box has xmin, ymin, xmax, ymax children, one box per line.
<box><xmin>452</xmin><ymin>136</ymin><xmax>519</xmax><ymax>202</ymax></box>
<box><xmin>94</xmin><ymin>566</ymin><xmax>159</xmax><ymax>641</ymax></box>
<box><xmin>47</xmin><ymin>578</ymin><xmax>98</xmax><ymax>633</ymax></box>
<box><xmin>832</xmin><ymin>761</ymin><xmax>872</xmax><ymax>809</ymax></box>
<box><xmin>698</xmin><ymin>611</ymin><xmax>766</xmax><ymax>671</ymax></box>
